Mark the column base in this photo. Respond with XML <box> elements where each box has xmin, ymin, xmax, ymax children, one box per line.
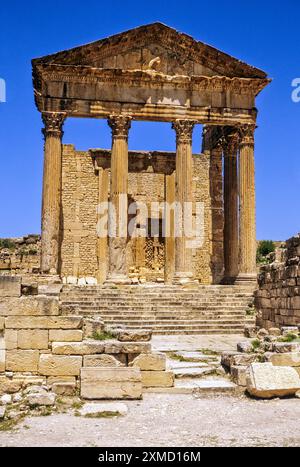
<box><xmin>235</xmin><ymin>273</ymin><xmax>257</xmax><ymax>286</ymax></box>
<box><xmin>105</xmin><ymin>274</ymin><xmax>131</xmax><ymax>286</ymax></box>
<box><xmin>173</xmin><ymin>272</ymin><xmax>194</xmax><ymax>285</ymax></box>
<box><xmin>221</xmin><ymin>276</ymin><xmax>238</xmax><ymax>285</ymax></box>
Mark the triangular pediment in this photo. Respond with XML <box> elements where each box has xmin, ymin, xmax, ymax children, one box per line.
<box><xmin>32</xmin><ymin>23</ymin><xmax>267</xmax><ymax>79</ymax></box>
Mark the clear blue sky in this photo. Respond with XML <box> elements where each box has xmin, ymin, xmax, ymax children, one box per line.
<box><xmin>0</xmin><ymin>1</ymin><xmax>299</xmax><ymax>240</ymax></box>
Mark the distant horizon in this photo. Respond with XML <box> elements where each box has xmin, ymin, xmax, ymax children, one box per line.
<box><xmin>0</xmin><ymin>1</ymin><xmax>299</xmax><ymax>240</ymax></box>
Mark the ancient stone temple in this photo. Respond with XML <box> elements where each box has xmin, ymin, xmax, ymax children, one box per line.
<box><xmin>32</xmin><ymin>23</ymin><xmax>270</xmax><ymax>287</ymax></box>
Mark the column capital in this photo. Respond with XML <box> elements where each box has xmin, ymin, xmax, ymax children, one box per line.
<box><xmin>172</xmin><ymin>119</ymin><xmax>197</xmax><ymax>144</ymax></box>
<box><xmin>221</xmin><ymin>129</ymin><xmax>240</xmax><ymax>155</ymax></box>
<box><xmin>238</xmin><ymin>124</ymin><xmax>256</xmax><ymax>147</ymax></box>
<box><xmin>42</xmin><ymin>112</ymin><xmax>66</xmax><ymax>139</ymax></box>
<box><xmin>108</xmin><ymin>115</ymin><xmax>132</xmax><ymax>140</ymax></box>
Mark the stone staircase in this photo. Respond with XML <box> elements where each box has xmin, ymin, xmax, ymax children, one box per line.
<box><xmin>60</xmin><ymin>284</ymin><xmax>255</xmax><ymax>335</ymax></box>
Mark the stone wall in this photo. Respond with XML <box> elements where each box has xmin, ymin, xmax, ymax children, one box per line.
<box><xmin>255</xmin><ymin>234</ymin><xmax>300</xmax><ymax>329</ymax></box>
<box><xmin>0</xmin><ymin>235</ymin><xmax>40</xmax><ymax>275</ymax></box>
<box><xmin>60</xmin><ymin>145</ymin><xmax>221</xmax><ymax>284</ymax></box>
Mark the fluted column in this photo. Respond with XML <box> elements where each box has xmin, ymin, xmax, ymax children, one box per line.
<box><xmin>172</xmin><ymin>119</ymin><xmax>196</xmax><ymax>284</ymax></box>
<box><xmin>222</xmin><ymin>129</ymin><xmax>239</xmax><ymax>283</ymax></box>
<box><xmin>41</xmin><ymin>112</ymin><xmax>66</xmax><ymax>274</ymax></box>
<box><xmin>237</xmin><ymin>124</ymin><xmax>257</xmax><ymax>282</ymax></box>
<box><xmin>106</xmin><ymin>115</ymin><xmax>132</xmax><ymax>283</ymax></box>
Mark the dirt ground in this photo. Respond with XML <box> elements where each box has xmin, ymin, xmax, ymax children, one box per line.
<box><xmin>0</xmin><ymin>393</ymin><xmax>299</xmax><ymax>447</ymax></box>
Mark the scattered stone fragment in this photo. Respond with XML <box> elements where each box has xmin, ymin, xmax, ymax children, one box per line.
<box><xmin>0</xmin><ymin>394</ymin><xmax>12</xmax><ymax>405</ymax></box>
<box><xmin>0</xmin><ymin>406</ymin><xmax>6</xmax><ymax>420</ymax></box>
<box><xmin>12</xmin><ymin>393</ymin><xmax>22</xmax><ymax>403</ymax></box>
<box><xmin>117</xmin><ymin>330</ymin><xmax>152</xmax><ymax>342</ymax></box>
<box><xmin>79</xmin><ymin>402</ymin><xmax>128</xmax><ymax>417</ymax></box>
<box><xmin>83</xmin><ymin>354</ymin><xmax>124</xmax><ymax>368</ymax></box>
<box><xmin>257</xmin><ymin>329</ymin><xmax>269</xmax><ymax>339</ymax></box>
<box><xmin>237</xmin><ymin>341</ymin><xmax>253</xmax><ymax>353</ymax></box>
<box><xmin>52</xmin><ymin>382</ymin><xmax>76</xmax><ymax>396</ymax></box>
<box><xmin>231</xmin><ymin>365</ymin><xmax>248</xmax><ymax>387</ymax></box>
<box><xmin>269</xmin><ymin>328</ymin><xmax>281</xmax><ymax>337</ymax></box>
<box><xmin>281</xmin><ymin>326</ymin><xmax>299</xmax><ymax>336</ymax></box>
<box><xmin>247</xmin><ymin>363</ymin><xmax>300</xmax><ymax>398</ymax></box>
<box><xmin>244</xmin><ymin>325</ymin><xmax>259</xmax><ymax>338</ymax></box>
<box><xmin>26</xmin><ymin>390</ymin><xmax>56</xmax><ymax>407</ymax></box>
<box><xmin>130</xmin><ymin>353</ymin><xmax>166</xmax><ymax>371</ymax></box>
<box><xmin>272</xmin><ymin>342</ymin><xmax>300</xmax><ymax>353</ymax></box>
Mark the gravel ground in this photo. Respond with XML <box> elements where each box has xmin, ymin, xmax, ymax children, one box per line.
<box><xmin>0</xmin><ymin>393</ymin><xmax>299</xmax><ymax>447</ymax></box>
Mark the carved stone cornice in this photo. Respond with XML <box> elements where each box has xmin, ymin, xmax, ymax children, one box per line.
<box><xmin>108</xmin><ymin>115</ymin><xmax>132</xmax><ymax>140</ymax></box>
<box><xmin>239</xmin><ymin>124</ymin><xmax>256</xmax><ymax>147</ymax></box>
<box><xmin>172</xmin><ymin>119</ymin><xmax>197</xmax><ymax>144</ymax></box>
<box><xmin>221</xmin><ymin>128</ymin><xmax>240</xmax><ymax>155</ymax></box>
<box><xmin>42</xmin><ymin>112</ymin><xmax>66</xmax><ymax>138</ymax></box>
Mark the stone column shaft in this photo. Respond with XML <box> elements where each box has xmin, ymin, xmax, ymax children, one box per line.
<box><xmin>172</xmin><ymin>119</ymin><xmax>196</xmax><ymax>283</ymax></box>
<box><xmin>223</xmin><ymin>130</ymin><xmax>239</xmax><ymax>282</ymax></box>
<box><xmin>238</xmin><ymin>124</ymin><xmax>257</xmax><ymax>281</ymax></box>
<box><xmin>41</xmin><ymin>112</ymin><xmax>66</xmax><ymax>274</ymax></box>
<box><xmin>107</xmin><ymin>115</ymin><xmax>131</xmax><ymax>283</ymax></box>
<box><xmin>97</xmin><ymin>167</ymin><xmax>109</xmax><ymax>284</ymax></box>
<box><xmin>164</xmin><ymin>171</ymin><xmax>175</xmax><ymax>284</ymax></box>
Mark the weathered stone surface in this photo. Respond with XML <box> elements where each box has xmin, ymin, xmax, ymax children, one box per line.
<box><xmin>17</xmin><ymin>330</ymin><xmax>49</xmax><ymax>350</ymax></box>
<box><xmin>141</xmin><ymin>371</ymin><xmax>174</xmax><ymax>388</ymax></box>
<box><xmin>80</xmin><ymin>367</ymin><xmax>142</xmax><ymax>400</ymax></box>
<box><xmin>117</xmin><ymin>330</ymin><xmax>152</xmax><ymax>342</ymax></box>
<box><xmin>52</xmin><ymin>340</ymin><xmax>105</xmax><ymax>355</ymax></box>
<box><xmin>0</xmin><ymin>296</ymin><xmax>60</xmax><ymax>317</ymax></box>
<box><xmin>47</xmin><ymin>376</ymin><xmax>76</xmax><ymax>385</ymax></box>
<box><xmin>272</xmin><ymin>342</ymin><xmax>300</xmax><ymax>353</ymax></box>
<box><xmin>0</xmin><ymin>406</ymin><xmax>6</xmax><ymax>419</ymax></box>
<box><xmin>0</xmin><ymin>376</ymin><xmax>22</xmax><ymax>394</ymax></box>
<box><xmin>265</xmin><ymin>352</ymin><xmax>300</xmax><ymax>367</ymax></box>
<box><xmin>281</xmin><ymin>326</ymin><xmax>299</xmax><ymax>336</ymax></box>
<box><xmin>4</xmin><ymin>330</ymin><xmax>17</xmax><ymax>350</ymax></box>
<box><xmin>52</xmin><ymin>382</ymin><xmax>76</xmax><ymax>396</ymax></box>
<box><xmin>38</xmin><ymin>284</ymin><xmax>62</xmax><ymax>295</ymax></box>
<box><xmin>221</xmin><ymin>351</ymin><xmax>240</xmax><ymax>369</ymax></box>
<box><xmin>83</xmin><ymin>354</ymin><xmax>124</xmax><ymax>367</ymax></box>
<box><xmin>39</xmin><ymin>354</ymin><xmax>82</xmax><ymax>376</ymax></box>
<box><xmin>0</xmin><ymin>276</ymin><xmax>21</xmax><ymax>298</ymax></box>
<box><xmin>49</xmin><ymin>330</ymin><xmax>83</xmax><ymax>342</ymax></box>
<box><xmin>257</xmin><ymin>328</ymin><xmax>269</xmax><ymax>339</ymax></box>
<box><xmin>0</xmin><ymin>317</ymin><xmax>4</xmax><ymax>330</ymax></box>
<box><xmin>247</xmin><ymin>363</ymin><xmax>300</xmax><ymax>398</ymax></box>
<box><xmin>79</xmin><ymin>402</ymin><xmax>128</xmax><ymax>417</ymax></box>
<box><xmin>0</xmin><ymin>346</ymin><xmax>5</xmax><ymax>372</ymax></box>
<box><xmin>83</xmin><ymin>318</ymin><xmax>104</xmax><ymax>338</ymax></box>
<box><xmin>0</xmin><ymin>394</ymin><xmax>12</xmax><ymax>405</ymax></box>
<box><xmin>130</xmin><ymin>353</ymin><xmax>166</xmax><ymax>371</ymax></box>
<box><xmin>244</xmin><ymin>324</ymin><xmax>259</xmax><ymax>338</ymax></box>
<box><xmin>237</xmin><ymin>341</ymin><xmax>253</xmax><ymax>353</ymax></box>
<box><xmin>26</xmin><ymin>391</ymin><xmax>56</xmax><ymax>406</ymax></box>
<box><xmin>104</xmin><ymin>340</ymin><xmax>151</xmax><ymax>354</ymax></box>
<box><xmin>6</xmin><ymin>350</ymin><xmax>39</xmax><ymax>372</ymax></box>
<box><xmin>5</xmin><ymin>316</ymin><xmax>82</xmax><ymax>330</ymax></box>
<box><xmin>268</xmin><ymin>328</ymin><xmax>281</xmax><ymax>336</ymax></box>
<box><xmin>221</xmin><ymin>351</ymin><xmax>257</xmax><ymax>369</ymax></box>
<box><xmin>231</xmin><ymin>365</ymin><xmax>248</xmax><ymax>386</ymax></box>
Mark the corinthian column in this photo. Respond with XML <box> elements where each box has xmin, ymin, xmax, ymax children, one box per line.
<box><xmin>222</xmin><ymin>129</ymin><xmax>239</xmax><ymax>283</ymax></box>
<box><xmin>41</xmin><ymin>111</ymin><xmax>66</xmax><ymax>274</ymax></box>
<box><xmin>172</xmin><ymin>119</ymin><xmax>196</xmax><ymax>284</ymax></box>
<box><xmin>106</xmin><ymin>115</ymin><xmax>132</xmax><ymax>283</ymax></box>
<box><xmin>237</xmin><ymin>124</ymin><xmax>257</xmax><ymax>282</ymax></box>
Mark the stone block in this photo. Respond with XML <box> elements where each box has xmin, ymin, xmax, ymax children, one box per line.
<box><xmin>26</xmin><ymin>391</ymin><xmax>56</xmax><ymax>407</ymax></box>
<box><xmin>6</xmin><ymin>350</ymin><xmax>39</xmax><ymax>372</ymax></box>
<box><xmin>117</xmin><ymin>330</ymin><xmax>152</xmax><ymax>342</ymax></box>
<box><xmin>52</xmin><ymin>340</ymin><xmax>105</xmax><ymax>355</ymax></box>
<box><xmin>268</xmin><ymin>328</ymin><xmax>281</xmax><ymax>336</ymax></box>
<box><xmin>52</xmin><ymin>382</ymin><xmax>76</xmax><ymax>396</ymax></box>
<box><xmin>272</xmin><ymin>342</ymin><xmax>300</xmax><ymax>353</ymax></box>
<box><xmin>80</xmin><ymin>367</ymin><xmax>142</xmax><ymax>400</ymax></box>
<box><xmin>0</xmin><ymin>344</ymin><xmax>5</xmax><ymax>372</ymax></box>
<box><xmin>222</xmin><ymin>351</ymin><xmax>258</xmax><ymax>369</ymax></box>
<box><xmin>0</xmin><ymin>376</ymin><xmax>22</xmax><ymax>394</ymax></box>
<box><xmin>244</xmin><ymin>325</ymin><xmax>259</xmax><ymax>338</ymax></box>
<box><xmin>5</xmin><ymin>316</ymin><xmax>83</xmax><ymax>330</ymax></box>
<box><xmin>39</xmin><ymin>354</ymin><xmax>82</xmax><ymax>376</ymax></box>
<box><xmin>247</xmin><ymin>363</ymin><xmax>300</xmax><ymax>398</ymax></box>
<box><xmin>83</xmin><ymin>354</ymin><xmax>124</xmax><ymax>367</ymax></box>
<box><xmin>130</xmin><ymin>353</ymin><xmax>166</xmax><ymax>371</ymax></box>
<box><xmin>0</xmin><ymin>296</ymin><xmax>60</xmax><ymax>317</ymax></box>
<box><xmin>141</xmin><ymin>371</ymin><xmax>174</xmax><ymax>388</ymax></box>
<box><xmin>231</xmin><ymin>365</ymin><xmax>248</xmax><ymax>387</ymax></box>
<box><xmin>38</xmin><ymin>284</ymin><xmax>62</xmax><ymax>295</ymax></box>
<box><xmin>266</xmin><ymin>352</ymin><xmax>300</xmax><ymax>367</ymax></box>
<box><xmin>104</xmin><ymin>340</ymin><xmax>151</xmax><ymax>355</ymax></box>
<box><xmin>0</xmin><ymin>317</ymin><xmax>4</xmax><ymax>330</ymax></box>
<box><xmin>0</xmin><ymin>276</ymin><xmax>21</xmax><ymax>298</ymax></box>
<box><xmin>281</xmin><ymin>326</ymin><xmax>299</xmax><ymax>336</ymax></box>
<box><xmin>83</xmin><ymin>318</ymin><xmax>104</xmax><ymax>338</ymax></box>
<box><xmin>49</xmin><ymin>330</ymin><xmax>83</xmax><ymax>342</ymax></box>
<box><xmin>47</xmin><ymin>376</ymin><xmax>76</xmax><ymax>385</ymax></box>
<box><xmin>4</xmin><ymin>330</ymin><xmax>18</xmax><ymax>350</ymax></box>
<box><xmin>17</xmin><ymin>330</ymin><xmax>49</xmax><ymax>350</ymax></box>
<box><xmin>237</xmin><ymin>341</ymin><xmax>253</xmax><ymax>353</ymax></box>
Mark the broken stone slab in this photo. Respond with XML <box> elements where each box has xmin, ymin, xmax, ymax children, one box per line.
<box><xmin>38</xmin><ymin>284</ymin><xmax>62</xmax><ymax>296</ymax></box>
<box><xmin>129</xmin><ymin>353</ymin><xmax>166</xmax><ymax>371</ymax></box>
<box><xmin>265</xmin><ymin>352</ymin><xmax>300</xmax><ymax>367</ymax></box>
<box><xmin>83</xmin><ymin>318</ymin><xmax>105</xmax><ymax>339</ymax></box>
<box><xmin>237</xmin><ymin>341</ymin><xmax>253</xmax><ymax>353</ymax></box>
<box><xmin>281</xmin><ymin>326</ymin><xmax>299</xmax><ymax>336</ymax></box>
<box><xmin>80</xmin><ymin>367</ymin><xmax>142</xmax><ymax>400</ymax></box>
<box><xmin>52</xmin><ymin>340</ymin><xmax>105</xmax><ymax>355</ymax></box>
<box><xmin>79</xmin><ymin>402</ymin><xmax>128</xmax><ymax>417</ymax></box>
<box><xmin>104</xmin><ymin>341</ymin><xmax>151</xmax><ymax>355</ymax></box>
<box><xmin>83</xmin><ymin>354</ymin><xmax>124</xmax><ymax>368</ymax></box>
<box><xmin>0</xmin><ymin>296</ymin><xmax>60</xmax><ymax>317</ymax></box>
<box><xmin>269</xmin><ymin>328</ymin><xmax>281</xmax><ymax>336</ymax></box>
<box><xmin>272</xmin><ymin>342</ymin><xmax>300</xmax><ymax>353</ymax></box>
<box><xmin>230</xmin><ymin>365</ymin><xmax>249</xmax><ymax>387</ymax></box>
<box><xmin>52</xmin><ymin>382</ymin><xmax>76</xmax><ymax>396</ymax></box>
<box><xmin>141</xmin><ymin>371</ymin><xmax>174</xmax><ymax>388</ymax></box>
<box><xmin>247</xmin><ymin>363</ymin><xmax>300</xmax><ymax>398</ymax></box>
<box><xmin>26</xmin><ymin>391</ymin><xmax>56</xmax><ymax>407</ymax></box>
<box><xmin>0</xmin><ymin>276</ymin><xmax>21</xmax><ymax>298</ymax></box>
<box><xmin>244</xmin><ymin>324</ymin><xmax>259</xmax><ymax>338</ymax></box>
<box><xmin>173</xmin><ymin>367</ymin><xmax>215</xmax><ymax>378</ymax></box>
<box><xmin>0</xmin><ymin>394</ymin><xmax>12</xmax><ymax>405</ymax></box>
<box><xmin>175</xmin><ymin>351</ymin><xmax>219</xmax><ymax>362</ymax></box>
<box><xmin>117</xmin><ymin>330</ymin><xmax>152</xmax><ymax>342</ymax></box>
<box><xmin>221</xmin><ymin>351</ymin><xmax>258</xmax><ymax>369</ymax></box>
<box><xmin>257</xmin><ymin>328</ymin><xmax>269</xmax><ymax>339</ymax></box>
